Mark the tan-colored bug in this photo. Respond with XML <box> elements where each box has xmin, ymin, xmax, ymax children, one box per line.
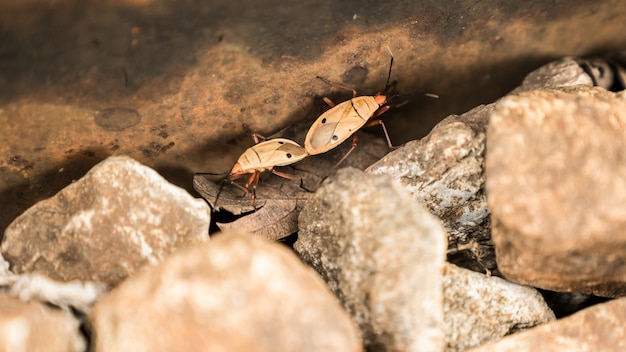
<box><xmin>227</xmin><ymin>134</ymin><xmax>309</xmax><ymax>199</ymax></box>
<box><xmin>304</xmin><ymin>57</ymin><xmax>401</xmax><ymax>176</ymax></box>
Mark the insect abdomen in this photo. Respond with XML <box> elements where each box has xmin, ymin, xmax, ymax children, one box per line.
<box><xmin>305</xmin><ymin>96</ymin><xmax>379</xmax><ymax>155</ymax></box>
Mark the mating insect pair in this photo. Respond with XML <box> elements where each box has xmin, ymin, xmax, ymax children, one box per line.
<box><xmin>226</xmin><ymin>56</ymin><xmax>431</xmax><ymax>200</ymax></box>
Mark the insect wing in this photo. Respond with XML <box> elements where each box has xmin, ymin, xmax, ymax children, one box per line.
<box><xmin>248</xmin><ymin>138</ymin><xmax>307</xmax><ymax>170</ymax></box>
<box><xmin>305</xmin><ymin>99</ymin><xmax>370</xmax><ymax>154</ymax></box>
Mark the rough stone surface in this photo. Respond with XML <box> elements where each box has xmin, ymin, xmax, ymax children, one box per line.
<box><xmin>466</xmin><ymin>297</ymin><xmax>626</xmax><ymax>352</ymax></box>
<box><xmin>512</xmin><ymin>56</ymin><xmax>594</xmax><ymax>93</ymax></box>
<box><xmin>1</xmin><ymin>156</ymin><xmax>210</xmax><ymax>288</ymax></box>
<box><xmin>367</xmin><ymin>104</ymin><xmax>493</xmax><ymax>274</ymax></box>
<box><xmin>295</xmin><ymin>167</ymin><xmax>447</xmax><ymax>352</ymax></box>
<box><xmin>0</xmin><ymin>253</ymin><xmax>104</xmax><ymax>316</ymax></box>
<box><xmin>0</xmin><ymin>293</ymin><xmax>85</xmax><ymax>352</ymax></box>
<box><xmin>3</xmin><ymin>0</ymin><xmax>626</xmax><ymax>235</ymax></box>
<box><xmin>443</xmin><ymin>263</ymin><xmax>555</xmax><ymax>352</ymax></box>
<box><xmin>90</xmin><ymin>232</ymin><xmax>362</xmax><ymax>352</ymax></box>
<box><xmin>513</xmin><ymin>55</ymin><xmax>626</xmax><ymax>94</ymax></box>
<box><xmin>486</xmin><ymin>87</ymin><xmax>626</xmax><ymax>297</ymax></box>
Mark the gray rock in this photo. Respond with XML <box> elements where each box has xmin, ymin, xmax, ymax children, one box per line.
<box><xmin>443</xmin><ymin>263</ymin><xmax>555</xmax><ymax>352</ymax></box>
<box><xmin>512</xmin><ymin>56</ymin><xmax>594</xmax><ymax>93</ymax></box>
<box><xmin>90</xmin><ymin>231</ymin><xmax>362</xmax><ymax>352</ymax></box>
<box><xmin>367</xmin><ymin>105</ymin><xmax>494</xmax><ymax>274</ymax></box>
<box><xmin>295</xmin><ymin>168</ymin><xmax>447</xmax><ymax>352</ymax></box>
<box><xmin>466</xmin><ymin>297</ymin><xmax>626</xmax><ymax>352</ymax></box>
<box><xmin>1</xmin><ymin>156</ymin><xmax>210</xmax><ymax>288</ymax></box>
<box><xmin>486</xmin><ymin>87</ymin><xmax>626</xmax><ymax>297</ymax></box>
<box><xmin>0</xmin><ymin>293</ymin><xmax>85</xmax><ymax>352</ymax></box>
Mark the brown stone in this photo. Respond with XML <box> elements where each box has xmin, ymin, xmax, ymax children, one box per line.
<box><xmin>466</xmin><ymin>297</ymin><xmax>626</xmax><ymax>352</ymax></box>
<box><xmin>0</xmin><ymin>293</ymin><xmax>84</xmax><ymax>351</ymax></box>
<box><xmin>90</xmin><ymin>232</ymin><xmax>362</xmax><ymax>352</ymax></box>
<box><xmin>296</xmin><ymin>168</ymin><xmax>447</xmax><ymax>352</ymax></box>
<box><xmin>1</xmin><ymin>156</ymin><xmax>210</xmax><ymax>288</ymax></box>
<box><xmin>486</xmin><ymin>87</ymin><xmax>626</xmax><ymax>297</ymax></box>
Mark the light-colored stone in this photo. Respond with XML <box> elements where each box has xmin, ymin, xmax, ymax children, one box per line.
<box><xmin>0</xmin><ymin>293</ymin><xmax>85</xmax><ymax>352</ymax></box>
<box><xmin>466</xmin><ymin>297</ymin><xmax>626</xmax><ymax>352</ymax></box>
<box><xmin>296</xmin><ymin>167</ymin><xmax>447</xmax><ymax>352</ymax></box>
<box><xmin>90</xmin><ymin>231</ymin><xmax>362</xmax><ymax>352</ymax></box>
<box><xmin>1</xmin><ymin>156</ymin><xmax>210</xmax><ymax>288</ymax></box>
<box><xmin>443</xmin><ymin>263</ymin><xmax>555</xmax><ymax>352</ymax></box>
<box><xmin>486</xmin><ymin>86</ymin><xmax>626</xmax><ymax>297</ymax></box>
<box><xmin>512</xmin><ymin>56</ymin><xmax>594</xmax><ymax>93</ymax></box>
<box><xmin>367</xmin><ymin>104</ymin><xmax>493</xmax><ymax>274</ymax></box>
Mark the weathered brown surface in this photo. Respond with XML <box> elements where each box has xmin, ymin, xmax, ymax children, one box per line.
<box><xmin>2</xmin><ymin>0</ymin><xmax>626</xmax><ymax>233</ymax></box>
<box><xmin>1</xmin><ymin>156</ymin><xmax>210</xmax><ymax>287</ymax></box>
<box><xmin>90</xmin><ymin>231</ymin><xmax>362</xmax><ymax>352</ymax></box>
<box><xmin>486</xmin><ymin>86</ymin><xmax>626</xmax><ymax>297</ymax></box>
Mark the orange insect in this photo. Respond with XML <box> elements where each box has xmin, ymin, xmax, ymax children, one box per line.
<box><xmin>304</xmin><ymin>56</ymin><xmax>403</xmax><ymax>178</ymax></box>
<box><xmin>227</xmin><ymin>134</ymin><xmax>309</xmax><ymax>200</ymax></box>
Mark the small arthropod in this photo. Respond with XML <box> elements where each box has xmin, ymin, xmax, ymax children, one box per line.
<box><xmin>227</xmin><ymin>134</ymin><xmax>309</xmax><ymax>199</ymax></box>
<box><xmin>304</xmin><ymin>57</ymin><xmax>403</xmax><ymax>178</ymax></box>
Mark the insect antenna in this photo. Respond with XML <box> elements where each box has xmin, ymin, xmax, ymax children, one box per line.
<box><xmin>387</xmin><ymin>92</ymin><xmax>439</xmax><ymax>106</ymax></box>
<box><xmin>382</xmin><ymin>55</ymin><xmax>395</xmax><ymax>94</ymax></box>
<box><xmin>212</xmin><ymin>178</ymin><xmax>231</xmax><ymax>208</ymax></box>
<box><xmin>194</xmin><ymin>172</ymin><xmax>228</xmax><ymax>177</ymax></box>
<box><xmin>194</xmin><ymin>172</ymin><xmax>230</xmax><ymax>208</ymax></box>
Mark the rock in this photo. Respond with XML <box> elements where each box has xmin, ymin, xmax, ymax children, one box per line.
<box><xmin>5</xmin><ymin>274</ymin><xmax>106</xmax><ymax>315</ymax></box>
<box><xmin>513</xmin><ymin>55</ymin><xmax>626</xmax><ymax>94</ymax></box>
<box><xmin>466</xmin><ymin>297</ymin><xmax>626</xmax><ymax>352</ymax></box>
<box><xmin>486</xmin><ymin>86</ymin><xmax>626</xmax><ymax>297</ymax></box>
<box><xmin>0</xmin><ymin>253</ymin><xmax>104</xmax><ymax>315</ymax></box>
<box><xmin>512</xmin><ymin>57</ymin><xmax>594</xmax><ymax>93</ymax></box>
<box><xmin>367</xmin><ymin>104</ymin><xmax>494</xmax><ymax>274</ymax></box>
<box><xmin>90</xmin><ymin>232</ymin><xmax>362</xmax><ymax>352</ymax></box>
<box><xmin>1</xmin><ymin>156</ymin><xmax>210</xmax><ymax>288</ymax></box>
<box><xmin>0</xmin><ymin>293</ymin><xmax>85</xmax><ymax>352</ymax></box>
<box><xmin>295</xmin><ymin>168</ymin><xmax>447</xmax><ymax>352</ymax></box>
<box><xmin>443</xmin><ymin>263</ymin><xmax>555</xmax><ymax>352</ymax></box>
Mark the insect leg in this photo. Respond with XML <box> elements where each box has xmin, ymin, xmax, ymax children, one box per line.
<box><xmin>364</xmin><ymin>118</ymin><xmax>397</xmax><ymax>149</ymax></box>
<box><xmin>372</xmin><ymin>105</ymin><xmax>392</xmax><ymax>118</ymax></box>
<box><xmin>252</xmin><ymin>133</ymin><xmax>269</xmax><ymax>144</ymax></box>
<box><xmin>316</xmin><ymin>76</ymin><xmax>358</xmax><ymax>98</ymax></box>
<box><xmin>320</xmin><ymin>134</ymin><xmax>359</xmax><ymax>183</ymax></box>
<box><xmin>322</xmin><ymin>97</ymin><xmax>337</xmax><ymax>108</ymax></box>
<box><xmin>229</xmin><ymin>179</ymin><xmax>251</xmax><ymax>197</ymax></box>
<box><xmin>235</xmin><ymin>172</ymin><xmax>255</xmax><ymax>198</ymax></box>
<box><xmin>270</xmin><ymin>169</ymin><xmax>313</xmax><ymax>193</ymax></box>
<box><xmin>250</xmin><ymin>170</ymin><xmax>261</xmax><ymax>201</ymax></box>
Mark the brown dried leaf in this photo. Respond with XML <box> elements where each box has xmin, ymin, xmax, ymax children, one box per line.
<box><xmin>193</xmin><ymin>173</ymin><xmax>312</xmax><ymax>240</ymax></box>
